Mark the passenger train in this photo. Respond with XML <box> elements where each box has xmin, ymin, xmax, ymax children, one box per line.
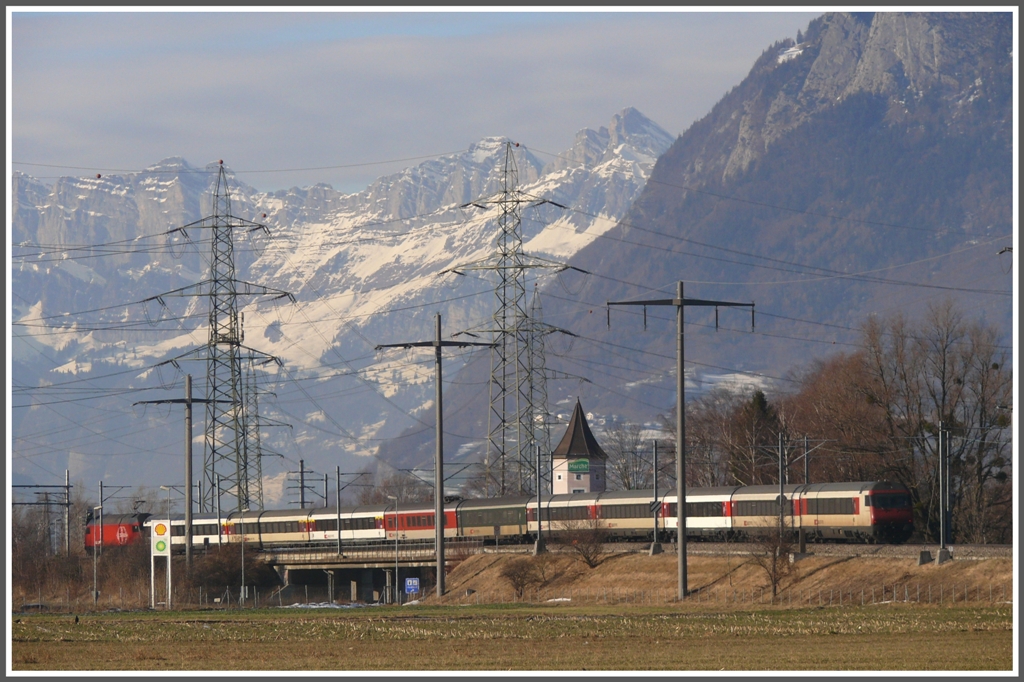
<box><xmin>86</xmin><ymin>482</ymin><xmax>914</xmax><ymax>552</ymax></box>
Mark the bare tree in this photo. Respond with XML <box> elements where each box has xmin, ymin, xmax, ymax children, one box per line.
<box><xmin>357</xmin><ymin>465</ymin><xmax>433</xmax><ymax>505</ymax></box>
<box><xmin>746</xmin><ymin>522</ymin><xmax>794</xmax><ymax>603</ymax></box>
<box><xmin>459</xmin><ymin>462</ymin><xmax>501</xmax><ymax>499</ymax></box>
<box><xmin>857</xmin><ymin>300</ymin><xmax>1012</xmax><ymax>543</ymax></box>
<box><xmin>686</xmin><ymin>389</ymin><xmax>741</xmax><ymax>487</ymax></box>
<box><xmin>773</xmin><ymin>300</ymin><xmax>1012</xmax><ymax>543</ymax></box>
<box><xmin>551</xmin><ymin>517</ymin><xmax>607</xmax><ymax>569</ymax></box>
<box><xmin>604</xmin><ymin>421</ymin><xmax>651</xmax><ymax>490</ymax></box>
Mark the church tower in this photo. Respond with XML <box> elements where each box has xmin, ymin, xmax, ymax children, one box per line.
<box><xmin>551</xmin><ymin>399</ymin><xmax>607</xmax><ymax>494</ymax></box>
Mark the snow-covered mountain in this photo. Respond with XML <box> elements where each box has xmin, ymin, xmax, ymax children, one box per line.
<box><xmin>11</xmin><ymin>108</ymin><xmax>673</xmax><ymax>501</ymax></box>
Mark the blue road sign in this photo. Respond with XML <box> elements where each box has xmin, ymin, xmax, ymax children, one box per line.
<box><xmin>405</xmin><ymin>577</ymin><xmax>420</xmax><ymax>594</ymax></box>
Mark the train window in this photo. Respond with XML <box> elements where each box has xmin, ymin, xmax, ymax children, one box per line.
<box><xmin>736</xmin><ymin>500</ymin><xmax>780</xmax><ymax>517</ymax></box>
<box><xmin>686</xmin><ymin>502</ymin><xmax>724</xmax><ymax>518</ymax></box>
<box><xmin>807</xmin><ymin>498</ymin><xmax>855</xmax><ymax>515</ymax></box>
<box><xmin>602</xmin><ymin>504</ymin><xmax>649</xmax><ymax>519</ymax></box>
<box><xmin>549</xmin><ymin>506</ymin><xmax>588</xmax><ymax>521</ymax></box>
<box><xmin>871</xmin><ymin>493</ymin><xmax>910</xmax><ymax>510</ymax></box>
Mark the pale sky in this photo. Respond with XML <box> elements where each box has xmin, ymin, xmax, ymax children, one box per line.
<box><xmin>8</xmin><ymin>8</ymin><xmax>821</xmax><ymax>193</ymax></box>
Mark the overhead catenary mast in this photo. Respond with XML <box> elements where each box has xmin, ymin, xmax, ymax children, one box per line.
<box><xmin>153</xmin><ymin>162</ymin><xmax>294</xmax><ymax>512</ymax></box>
<box><xmin>443</xmin><ymin>142</ymin><xmax>582</xmax><ymax>495</ymax></box>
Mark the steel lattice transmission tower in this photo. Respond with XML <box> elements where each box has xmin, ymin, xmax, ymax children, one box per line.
<box><xmin>526</xmin><ymin>285</ymin><xmax>590</xmax><ymax>494</ymax></box>
<box><xmin>527</xmin><ymin>287</ymin><xmax>553</xmax><ymax>461</ymax></box>
<box><xmin>443</xmin><ymin>142</ymin><xmax>582</xmax><ymax>495</ymax></box>
<box><xmin>161</xmin><ymin>162</ymin><xmax>294</xmax><ymax>513</ymax></box>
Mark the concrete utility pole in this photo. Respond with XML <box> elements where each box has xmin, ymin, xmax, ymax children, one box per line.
<box><xmin>939</xmin><ymin>421</ymin><xmax>947</xmax><ymax>550</ymax></box>
<box><xmin>535</xmin><ymin>444</ymin><xmax>545</xmax><ymax>554</ymax></box>
<box><xmin>65</xmin><ymin>470</ymin><xmax>70</xmax><ymax>555</ymax></box>
<box><xmin>376</xmin><ymin>313</ymin><xmax>494</xmax><ymax>598</ymax></box>
<box><xmin>608</xmin><ymin>281</ymin><xmax>754</xmax><ymax>600</ymax></box>
<box><xmin>336</xmin><ymin>466</ymin><xmax>342</xmax><ymax>556</ymax></box>
<box><xmin>779</xmin><ymin>432</ymin><xmax>786</xmax><ymax>540</ymax></box>
<box><xmin>651</xmin><ymin>440</ymin><xmax>663</xmax><ymax>554</ymax></box>
<box><xmin>134</xmin><ymin>374</ymin><xmax>212</xmax><ymax>570</ymax></box>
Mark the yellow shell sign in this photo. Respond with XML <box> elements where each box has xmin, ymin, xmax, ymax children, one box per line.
<box><xmin>151</xmin><ymin>521</ymin><xmax>171</xmax><ymax>556</ymax></box>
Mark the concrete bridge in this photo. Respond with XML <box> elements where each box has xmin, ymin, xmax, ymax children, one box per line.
<box><xmin>258</xmin><ymin>539</ymin><xmax>510</xmax><ymax>603</ymax></box>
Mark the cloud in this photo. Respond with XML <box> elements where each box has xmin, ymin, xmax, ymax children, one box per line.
<box><xmin>11</xmin><ymin>10</ymin><xmax>820</xmax><ymax>192</ymax></box>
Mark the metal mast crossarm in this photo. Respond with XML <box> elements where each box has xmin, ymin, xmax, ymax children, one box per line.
<box><xmin>607</xmin><ymin>281</ymin><xmax>754</xmax><ymax>600</ymax></box>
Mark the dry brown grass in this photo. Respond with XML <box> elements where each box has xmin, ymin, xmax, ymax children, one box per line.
<box><xmin>429</xmin><ymin>551</ymin><xmax>1013</xmax><ymax>607</ymax></box>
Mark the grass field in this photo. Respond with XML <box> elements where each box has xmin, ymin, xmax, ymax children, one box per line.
<box><xmin>10</xmin><ymin>603</ymin><xmax>1014</xmax><ymax>672</ymax></box>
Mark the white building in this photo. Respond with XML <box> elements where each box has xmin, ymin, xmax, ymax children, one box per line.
<box><xmin>551</xmin><ymin>399</ymin><xmax>608</xmax><ymax>494</ymax></box>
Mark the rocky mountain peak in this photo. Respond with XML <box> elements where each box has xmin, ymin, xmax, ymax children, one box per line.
<box><xmin>655</xmin><ymin>11</ymin><xmax>1011</xmax><ymax>187</ymax></box>
<box><xmin>543</xmin><ymin>108</ymin><xmax>672</xmax><ymax>175</ymax></box>
<box><xmin>607</xmin><ymin>106</ymin><xmax>676</xmax><ymax>157</ymax></box>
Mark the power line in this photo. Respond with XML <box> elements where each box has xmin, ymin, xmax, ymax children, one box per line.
<box><xmin>12</xmin><ymin>150</ymin><xmax>466</xmax><ymax>176</ymax></box>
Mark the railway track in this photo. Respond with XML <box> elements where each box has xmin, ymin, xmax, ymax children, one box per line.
<box><xmin>590</xmin><ymin>541</ymin><xmax>1013</xmax><ymax>559</ymax></box>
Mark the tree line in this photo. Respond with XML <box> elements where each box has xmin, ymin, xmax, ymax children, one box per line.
<box><xmin>600</xmin><ymin>301</ymin><xmax>1012</xmax><ymax>544</ymax></box>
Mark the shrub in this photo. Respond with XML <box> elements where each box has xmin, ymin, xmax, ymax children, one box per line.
<box><xmin>499</xmin><ymin>558</ymin><xmax>541</xmax><ymax>598</ymax></box>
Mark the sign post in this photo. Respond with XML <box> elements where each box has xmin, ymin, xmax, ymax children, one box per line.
<box><xmin>150</xmin><ymin>520</ymin><xmax>172</xmax><ymax>609</ymax></box>
<box><xmin>405</xmin><ymin>577</ymin><xmax>420</xmax><ymax>596</ymax></box>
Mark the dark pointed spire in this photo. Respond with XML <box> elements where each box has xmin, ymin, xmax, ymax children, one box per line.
<box><xmin>552</xmin><ymin>398</ymin><xmax>607</xmax><ymax>460</ymax></box>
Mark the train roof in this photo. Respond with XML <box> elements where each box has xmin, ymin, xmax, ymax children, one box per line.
<box><xmin>254</xmin><ymin>508</ymin><xmax>313</xmax><ymax>520</ymax></box>
<box><xmin>800</xmin><ymin>481</ymin><xmax>908</xmax><ymax>494</ymax></box>
<box><xmin>456</xmin><ymin>496</ymin><xmax>533</xmax><ymax>510</ymax></box>
<box><xmin>309</xmin><ymin>504</ymin><xmax>390</xmax><ymax>517</ymax></box>
<box><xmin>733</xmin><ymin>484</ymin><xmax>807</xmax><ymax>496</ymax></box>
<box><xmin>92</xmin><ymin>512</ymin><xmax>150</xmax><ymax>524</ymax></box>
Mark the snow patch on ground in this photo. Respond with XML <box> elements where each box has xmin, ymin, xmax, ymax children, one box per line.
<box><xmin>277</xmin><ymin>602</ymin><xmax>381</xmax><ymax>609</ymax></box>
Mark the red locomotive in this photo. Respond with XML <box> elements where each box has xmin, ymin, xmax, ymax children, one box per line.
<box><xmin>84</xmin><ymin>510</ymin><xmax>151</xmax><ymax>550</ymax></box>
